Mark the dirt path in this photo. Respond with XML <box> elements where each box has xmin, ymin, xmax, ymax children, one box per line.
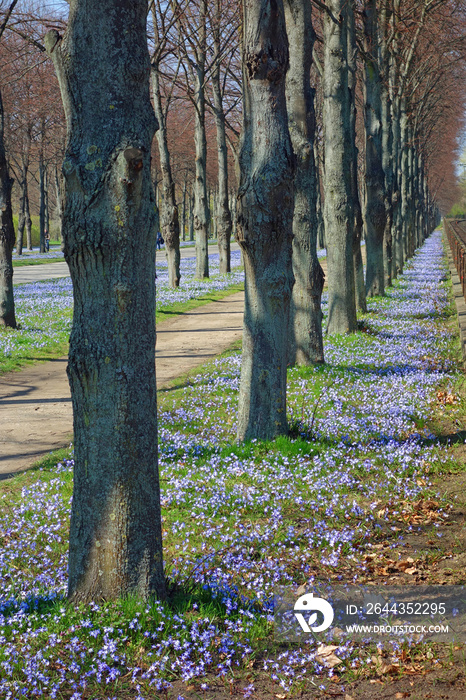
<box><xmin>0</xmin><ymin>292</ymin><xmax>245</xmax><ymax>478</ymax></box>
<box><xmin>0</xmin><ymin>252</ymin><xmax>335</xmax><ymax>479</ymax></box>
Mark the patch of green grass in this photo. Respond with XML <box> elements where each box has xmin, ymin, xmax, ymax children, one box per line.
<box><xmin>13</xmin><ymin>255</ymin><xmax>63</xmax><ymax>268</ymax></box>
<box><xmin>156</xmin><ymin>281</ymin><xmax>243</xmax><ymax>323</ymax></box>
<box><xmin>0</xmin><ymin>311</ymin><xmax>72</xmax><ymax>375</ymax></box>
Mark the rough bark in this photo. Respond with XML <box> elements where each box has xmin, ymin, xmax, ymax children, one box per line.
<box><xmin>400</xmin><ymin>98</ymin><xmax>410</xmax><ymax>265</ymax></box>
<box><xmin>39</xmin><ymin>154</ymin><xmax>46</xmax><ymax>253</ymax></box>
<box><xmin>151</xmin><ymin>66</ymin><xmax>180</xmax><ymax>287</ymax></box>
<box><xmin>188</xmin><ymin>185</ymin><xmax>194</xmax><ymax>241</ymax></box>
<box><xmin>45</xmin><ymin>0</ymin><xmax>165</xmax><ymax>603</ymax></box>
<box><xmin>322</xmin><ymin>0</ymin><xmax>357</xmax><ymax>334</ymax></box>
<box><xmin>379</xmin><ymin>0</ymin><xmax>393</xmax><ymax>288</ymax></box>
<box><xmin>393</xmin><ymin>95</ymin><xmax>404</xmax><ymax>275</ymax></box>
<box><xmin>212</xmin><ymin>0</ymin><xmax>232</xmax><ymax>274</ymax></box>
<box><xmin>389</xmin><ymin>57</ymin><xmax>400</xmax><ymax>280</ymax></box>
<box><xmin>25</xmin><ymin>188</ymin><xmax>32</xmax><ymax>251</ymax></box>
<box><xmin>236</xmin><ymin>0</ymin><xmax>295</xmax><ymax>441</ymax></box>
<box><xmin>54</xmin><ymin>164</ymin><xmax>63</xmax><ymax>242</ymax></box>
<box><xmin>45</xmin><ymin>167</ymin><xmax>50</xmax><ymax>241</ymax></box>
<box><xmin>363</xmin><ymin>0</ymin><xmax>385</xmax><ymax>297</ymax></box>
<box><xmin>407</xmin><ymin>130</ymin><xmax>415</xmax><ymax>256</ymax></box>
<box><xmin>347</xmin><ymin>3</ymin><xmax>366</xmax><ymax>313</ymax></box>
<box><xmin>316</xmin><ymin>162</ymin><xmax>325</xmax><ymax>250</ymax></box>
<box><xmin>17</xmin><ymin>173</ymin><xmax>27</xmax><ymax>256</ymax></box>
<box><xmin>0</xmin><ymin>88</ymin><xmax>16</xmax><ymax>328</ymax></box>
<box><xmin>194</xmin><ymin>0</ymin><xmax>210</xmax><ymax>279</ymax></box>
<box><xmin>284</xmin><ymin>0</ymin><xmax>324</xmax><ymax>364</ymax></box>
<box><xmin>181</xmin><ymin>176</ymin><xmax>187</xmax><ymax>241</ymax></box>
<box><xmin>17</xmin><ymin>129</ymin><xmax>31</xmax><ymax>256</ymax></box>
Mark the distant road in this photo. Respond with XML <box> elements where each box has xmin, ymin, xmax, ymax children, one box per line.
<box><xmin>13</xmin><ymin>242</ymin><xmax>242</xmax><ymax>285</ymax></box>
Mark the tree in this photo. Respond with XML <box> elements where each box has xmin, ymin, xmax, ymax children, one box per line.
<box><xmin>362</xmin><ymin>0</ymin><xmax>385</xmax><ymax>297</ymax></box>
<box><xmin>347</xmin><ymin>2</ymin><xmax>366</xmax><ymax>313</ymax></box>
<box><xmin>45</xmin><ymin>0</ymin><xmax>165</xmax><ymax>602</ymax></box>
<box><xmin>173</xmin><ymin>0</ymin><xmax>211</xmax><ymax>278</ymax></box>
<box><xmin>0</xmin><ymin>0</ymin><xmax>18</xmax><ymax>328</ymax></box>
<box><xmin>236</xmin><ymin>0</ymin><xmax>294</xmax><ymax>441</ymax></box>
<box><xmin>284</xmin><ymin>0</ymin><xmax>324</xmax><ymax>364</ymax></box>
<box><xmin>0</xmin><ymin>87</ymin><xmax>15</xmax><ymax>327</ymax></box>
<box><xmin>210</xmin><ymin>0</ymin><xmax>237</xmax><ymax>274</ymax></box>
<box><xmin>322</xmin><ymin>0</ymin><xmax>357</xmax><ymax>334</ymax></box>
<box><xmin>150</xmin><ymin>0</ymin><xmax>181</xmax><ymax>288</ymax></box>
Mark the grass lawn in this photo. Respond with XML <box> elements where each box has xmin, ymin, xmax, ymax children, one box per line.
<box><xmin>12</xmin><ymin>253</ymin><xmax>64</xmax><ymax>268</ymax></box>
<box><xmin>0</xmin><ymin>251</ymin><xmax>245</xmax><ymax>375</ymax></box>
<box><xmin>0</xmin><ymin>230</ymin><xmax>465</xmax><ymax>698</ymax></box>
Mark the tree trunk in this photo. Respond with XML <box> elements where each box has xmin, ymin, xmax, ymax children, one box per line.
<box><xmin>407</xmin><ymin>130</ymin><xmax>415</xmax><ymax>256</ymax></box>
<box><xmin>25</xmin><ymin>188</ymin><xmax>32</xmax><ymax>251</ymax></box>
<box><xmin>151</xmin><ymin>65</ymin><xmax>180</xmax><ymax>288</ymax></box>
<box><xmin>181</xmin><ymin>175</ymin><xmax>187</xmax><ymax>242</ymax></box>
<box><xmin>17</xmin><ymin>168</ymin><xmax>27</xmax><ymax>256</ymax></box>
<box><xmin>316</xmin><ymin>163</ymin><xmax>325</xmax><ymax>250</ymax></box>
<box><xmin>189</xmin><ymin>185</ymin><xmax>194</xmax><ymax>241</ymax></box>
<box><xmin>393</xmin><ymin>96</ymin><xmax>404</xmax><ymax>275</ymax></box>
<box><xmin>347</xmin><ymin>3</ymin><xmax>366</xmax><ymax>313</ymax></box>
<box><xmin>363</xmin><ymin>0</ymin><xmax>385</xmax><ymax>297</ymax></box>
<box><xmin>0</xmin><ymin>89</ymin><xmax>16</xmax><ymax>328</ymax></box>
<box><xmin>236</xmin><ymin>0</ymin><xmax>295</xmax><ymax>441</ymax></box>
<box><xmin>212</xmin><ymin>0</ymin><xmax>232</xmax><ymax>274</ymax></box>
<box><xmin>380</xmin><ymin>0</ymin><xmax>393</xmax><ymax>288</ymax></box>
<box><xmin>389</xmin><ymin>74</ymin><xmax>400</xmax><ymax>280</ymax></box>
<box><xmin>17</xmin><ymin>129</ymin><xmax>31</xmax><ymax>256</ymax></box>
<box><xmin>194</xmin><ymin>0</ymin><xmax>210</xmax><ymax>279</ymax></box>
<box><xmin>210</xmin><ymin>188</ymin><xmax>216</xmax><ymax>238</ymax></box>
<box><xmin>54</xmin><ymin>164</ymin><xmax>63</xmax><ymax>243</ymax></box>
<box><xmin>230</xmin><ymin>190</ymin><xmax>237</xmax><ymax>240</ymax></box>
<box><xmin>39</xmin><ymin>154</ymin><xmax>46</xmax><ymax>253</ymax></box>
<box><xmin>322</xmin><ymin>0</ymin><xmax>357</xmax><ymax>334</ymax></box>
<box><xmin>45</xmin><ymin>167</ymin><xmax>50</xmax><ymax>243</ymax></box>
<box><xmin>400</xmin><ymin>98</ymin><xmax>409</xmax><ymax>265</ymax></box>
<box><xmin>284</xmin><ymin>0</ymin><xmax>324</xmax><ymax>364</ymax></box>
<box><xmin>45</xmin><ymin>0</ymin><xmax>165</xmax><ymax>604</ymax></box>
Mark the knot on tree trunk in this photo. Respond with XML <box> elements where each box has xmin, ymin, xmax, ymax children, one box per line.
<box><xmin>124</xmin><ymin>148</ymin><xmax>144</xmax><ymax>172</ymax></box>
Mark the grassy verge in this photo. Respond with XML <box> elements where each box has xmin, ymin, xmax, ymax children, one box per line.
<box><xmin>156</xmin><ymin>282</ymin><xmax>243</xmax><ymax>323</ymax></box>
<box><xmin>1</xmin><ymin>231</ymin><xmax>465</xmax><ymax>699</ymax></box>
<box><xmin>13</xmin><ymin>255</ymin><xmax>64</xmax><ymax>268</ymax></box>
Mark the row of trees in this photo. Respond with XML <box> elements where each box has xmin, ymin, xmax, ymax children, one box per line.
<box><xmin>2</xmin><ymin>1</ymin><xmax>463</xmax><ymax>299</ymax></box>
<box><xmin>239</xmin><ymin>0</ymin><xmax>465</xmax><ymax>440</ymax></box>
<box><xmin>0</xmin><ymin>0</ymin><xmax>464</xmax><ymax>602</ymax></box>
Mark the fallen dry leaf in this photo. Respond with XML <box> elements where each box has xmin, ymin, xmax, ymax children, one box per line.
<box><xmin>377</xmin><ymin>662</ymin><xmax>398</xmax><ymax>675</ymax></box>
<box><xmin>395</xmin><ymin>693</ymin><xmax>410</xmax><ymax>698</ymax></box>
<box><xmin>316</xmin><ymin>644</ymin><xmax>342</xmax><ymax>669</ymax></box>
